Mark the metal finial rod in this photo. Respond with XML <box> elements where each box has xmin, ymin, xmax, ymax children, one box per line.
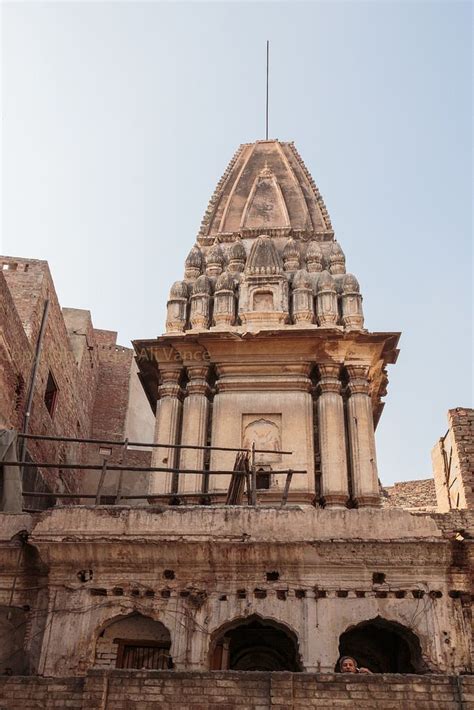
<box><xmin>265</xmin><ymin>40</ymin><xmax>269</xmax><ymax>140</ymax></box>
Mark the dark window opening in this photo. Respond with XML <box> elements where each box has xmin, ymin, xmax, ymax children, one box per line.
<box><xmin>256</xmin><ymin>468</ymin><xmax>270</xmax><ymax>490</ymax></box>
<box><xmin>338</xmin><ymin>617</ymin><xmax>429</xmax><ymax>673</ymax></box>
<box><xmin>44</xmin><ymin>371</ymin><xmax>58</xmax><ymax>416</ymax></box>
<box><xmin>210</xmin><ymin>616</ymin><xmax>302</xmax><ymax>672</ymax></box>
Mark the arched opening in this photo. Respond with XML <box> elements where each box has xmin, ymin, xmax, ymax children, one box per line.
<box><xmin>210</xmin><ymin>615</ymin><xmax>302</xmax><ymax>671</ymax></box>
<box><xmin>94</xmin><ymin>612</ymin><xmax>172</xmax><ymax>670</ymax></box>
<box><xmin>338</xmin><ymin>617</ymin><xmax>428</xmax><ymax>673</ymax></box>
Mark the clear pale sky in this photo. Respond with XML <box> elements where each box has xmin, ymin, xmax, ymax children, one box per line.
<box><xmin>2</xmin><ymin>1</ymin><xmax>472</xmax><ymax>486</ymax></box>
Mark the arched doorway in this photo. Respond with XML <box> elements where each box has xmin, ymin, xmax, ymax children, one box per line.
<box><xmin>338</xmin><ymin>617</ymin><xmax>428</xmax><ymax>673</ymax></box>
<box><xmin>95</xmin><ymin>612</ymin><xmax>172</xmax><ymax>670</ymax></box>
<box><xmin>210</xmin><ymin>615</ymin><xmax>302</xmax><ymax>671</ymax></box>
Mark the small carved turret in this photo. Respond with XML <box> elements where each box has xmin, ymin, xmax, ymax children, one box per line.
<box><xmin>329</xmin><ymin>242</ymin><xmax>346</xmax><ymax>275</ymax></box>
<box><xmin>245</xmin><ymin>235</ymin><xmax>284</xmax><ymax>275</ymax></box>
<box><xmin>283</xmin><ymin>237</ymin><xmax>300</xmax><ymax>272</ymax></box>
<box><xmin>316</xmin><ymin>270</ymin><xmax>338</xmax><ymax>327</ymax></box>
<box><xmin>190</xmin><ymin>275</ymin><xmax>212</xmax><ymax>330</ymax></box>
<box><xmin>166</xmin><ymin>281</ymin><xmax>188</xmax><ymax>332</ymax></box>
<box><xmin>205</xmin><ymin>242</ymin><xmax>225</xmax><ymax>277</ymax></box>
<box><xmin>306</xmin><ymin>240</ymin><xmax>323</xmax><ymax>273</ymax></box>
<box><xmin>213</xmin><ymin>271</ymin><xmax>236</xmax><ymax>328</ymax></box>
<box><xmin>341</xmin><ymin>273</ymin><xmax>364</xmax><ymax>330</ymax></box>
<box><xmin>228</xmin><ymin>238</ymin><xmax>246</xmax><ymax>273</ymax></box>
<box><xmin>292</xmin><ymin>269</ymin><xmax>314</xmax><ymax>324</ymax></box>
<box><xmin>184</xmin><ymin>245</ymin><xmax>203</xmax><ymax>280</ymax></box>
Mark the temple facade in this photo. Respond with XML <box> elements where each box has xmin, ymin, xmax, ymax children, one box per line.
<box><xmin>0</xmin><ymin>139</ymin><xmax>473</xmax><ymax>708</ymax></box>
<box><xmin>135</xmin><ymin>140</ymin><xmax>399</xmax><ymax>508</ymax></box>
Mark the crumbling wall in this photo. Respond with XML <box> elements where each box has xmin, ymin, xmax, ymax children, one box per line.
<box><xmin>432</xmin><ymin>408</ymin><xmax>474</xmax><ymax>512</ymax></box>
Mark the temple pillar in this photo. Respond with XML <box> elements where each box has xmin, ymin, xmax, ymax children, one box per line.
<box><xmin>150</xmin><ymin>368</ymin><xmax>183</xmax><ymax>496</ymax></box>
<box><xmin>179</xmin><ymin>366</ymin><xmax>211</xmax><ymax>493</ymax></box>
<box><xmin>317</xmin><ymin>364</ymin><xmax>349</xmax><ymax>507</ymax></box>
<box><xmin>346</xmin><ymin>365</ymin><xmax>380</xmax><ymax>507</ymax></box>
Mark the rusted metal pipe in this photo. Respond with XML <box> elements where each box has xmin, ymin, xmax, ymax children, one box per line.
<box><xmin>17</xmin><ymin>432</ymin><xmax>292</xmax><ymax>456</ymax></box>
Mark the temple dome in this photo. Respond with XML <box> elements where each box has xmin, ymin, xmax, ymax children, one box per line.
<box><xmin>342</xmin><ymin>273</ymin><xmax>360</xmax><ymax>293</ymax></box>
<box><xmin>317</xmin><ymin>270</ymin><xmax>335</xmax><ymax>292</ymax></box>
<box><xmin>192</xmin><ymin>274</ymin><xmax>212</xmax><ymax>295</ymax></box>
<box><xmin>198</xmin><ymin>140</ymin><xmax>332</xmax><ymax>240</ymax></box>
<box><xmin>169</xmin><ymin>281</ymin><xmax>188</xmax><ymax>299</ymax></box>
<box><xmin>293</xmin><ymin>269</ymin><xmax>312</xmax><ymax>289</ymax></box>
<box><xmin>206</xmin><ymin>243</ymin><xmax>225</xmax><ymax>266</ymax></box>
<box><xmin>215</xmin><ymin>271</ymin><xmax>235</xmax><ymax>291</ymax></box>
<box><xmin>185</xmin><ymin>245</ymin><xmax>203</xmax><ymax>269</ymax></box>
<box><xmin>229</xmin><ymin>239</ymin><xmax>246</xmax><ymax>261</ymax></box>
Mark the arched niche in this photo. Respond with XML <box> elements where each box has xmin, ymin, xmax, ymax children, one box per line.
<box><xmin>0</xmin><ymin>606</ymin><xmax>28</xmax><ymax>675</ymax></box>
<box><xmin>337</xmin><ymin>616</ymin><xmax>429</xmax><ymax>673</ymax></box>
<box><xmin>94</xmin><ymin>612</ymin><xmax>172</xmax><ymax>670</ymax></box>
<box><xmin>209</xmin><ymin>614</ymin><xmax>303</xmax><ymax>672</ymax></box>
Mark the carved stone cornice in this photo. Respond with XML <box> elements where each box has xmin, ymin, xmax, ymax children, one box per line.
<box><xmin>346</xmin><ymin>365</ymin><xmax>370</xmax><ymax>396</ymax></box>
<box><xmin>317</xmin><ymin>364</ymin><xmax>342</xmax><ymax>395</ymax></box>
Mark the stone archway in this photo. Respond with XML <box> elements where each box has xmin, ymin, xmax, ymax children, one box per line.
<box><xmin>338</xmin><ymin>616</ymin><xmax>429</xmax><ymax>673</ymax></box>
<box><xmin>94</xmin><ymin>612</ymin><xmax>172</xmax><ymax>670</ymax></box>
<box><xmin>210</xmin><ymin>614</ymin><xmax>303</xmax><ymax>671</ymax></box>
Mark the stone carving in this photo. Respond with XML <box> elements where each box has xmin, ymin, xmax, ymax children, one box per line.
<box><xmin>329</xmin><ymin>242</ymin><xmax>346</xmax><ymax>276</ymax></box>
<box><xmin>168</xmin><ymin>145</ymin><xmax>364</xmax><ymax>334</ymax></box>
<box><xmin>213</xmin><ymin>272</ymin><xmax>236</xmax><ymax>328</ymax></box>
<box><xmin>341</xmin><ymin>274</ymin><xmax>364</xmax><ymax>330</ymax></box>
<box><xmin>316</xmin><ymin>271</ymin><xmax>338</xmax><ymax>327</ymax></box>
<box><xmin>206</xmin><ymin>243</ymin><xmax>225</xmax><ymax>278</ymax></box>
<box><xmin>253</xmin><ymin>291</ymin><xmax>274</xmax><ymax>312</ymax></box>
<box><xmin>228</xmin><ymin>238</ymin><xmax>246</xmax><ymax>273</ymax></box>
<box><xmin>166</xmin><ymin>281</ymin><xmax>188</xmax><ymax>332</ymax></box>
<box><xmin>190</xmin><ymin>275</ymin><xmax>212</xmax><ymax>330</ymax></box>
<box><xmin>305</xmin><ymin>241</ymin><xmax>323</xmax><ymax>273</ymax></box>
<box><xmin>240</xmin><ymin>166</ymin><xmax>290</xmax><ymax>231</ymax></box>
<box><xmin>242</xmin><ymin>415</ymin><xmax>282</xmax><ymax>464</ymax></box>
<box><xmin>292</xmin><ymin>269</ymin><xmax>314</xmax><ymax>324</ymax></box>
<box><xmin>185</xmin><ymin>245</ymin><xmax>203</xmax><ymax>280</ymax></box>
<box><xmin>283</xmin><ymin>237</ymin><xmax>300</xmax><ymax>272</ymax></box>
<box><xmin>245</xmin><ymin>235</ymin><xmax>283</xmax><ymax>276</ymax></box>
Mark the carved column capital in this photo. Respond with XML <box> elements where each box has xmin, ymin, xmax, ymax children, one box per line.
<box><xmin>186</xmin><ymin>365</ymin><xmax>211</xmax><ymax>397</ymax></box>
<box><xmin>346</xmin><ymin>365</ymin><xmax>370</xmax><ymax>396</ymax></box>
<box><xmin>317</xmin><ymin>364</ymin><xmax>342</xmax><ymax>395</ymax></box>
<box><xmin>158</xmin><ymin>368</ymin><xmax>183</xmax><ymax>399</ymax></box>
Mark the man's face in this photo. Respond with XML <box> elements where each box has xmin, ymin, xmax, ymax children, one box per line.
<box><xmin>341</xmin><ymin>657</ymin><xmax>357</xmax><ymax>673</ymax></box>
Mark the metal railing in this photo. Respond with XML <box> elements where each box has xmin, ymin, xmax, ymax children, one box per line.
<box><xmin>12</xmin><ymin>432</ymin><xmax>305</xmax><ymax>508</ymax></box>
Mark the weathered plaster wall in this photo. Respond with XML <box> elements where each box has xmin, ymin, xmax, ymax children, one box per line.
<box><xmin>0</xmin><ymin>507</ymin><xmax>470</xmax><ymax>678</ymax></box>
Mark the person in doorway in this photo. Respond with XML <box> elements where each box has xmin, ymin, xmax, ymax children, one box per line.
<box><xmin>338</xmin><ymin>655</ymin><xmax>372</xmax><ymax>674</ymax></box>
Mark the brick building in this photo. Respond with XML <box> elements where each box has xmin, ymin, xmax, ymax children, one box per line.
<box><xmin>0</xmin><ymin>256</ymin><xmax>153</xmax><ymax>507</ymax></box>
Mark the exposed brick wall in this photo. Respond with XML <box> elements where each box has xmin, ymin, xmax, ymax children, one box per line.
<box><xmin>382</xmin><ymin>479</ymin><xmax>437</xmax><ymax>511</ymax></box>
<box><xmin>448</xmin><ymin>408</ymin><xmax>474</xmax><ymax>510</ymax></box>
<box><xmin>91</xmin><ymin>331</ymin><xmax>133</xmax><ymax>441</ymax></box>
<box><xmin>0</xmin><ymin>272</ymin><xmax>32</xmax><ymax>430</ymax></box>
<box><xmin>0</xmin><ymin>671</ymin><xmax>473</xmax><ymax>710</ymax></box>
<box><xmin>0</xmin><ymin>256</ymin><xmax>151</xmax><ymax>506</ymax></box>
<box><xmin>432</xmin><ymin>408</ymin><xmax>474</xmax><ymax>512</ymax></box>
